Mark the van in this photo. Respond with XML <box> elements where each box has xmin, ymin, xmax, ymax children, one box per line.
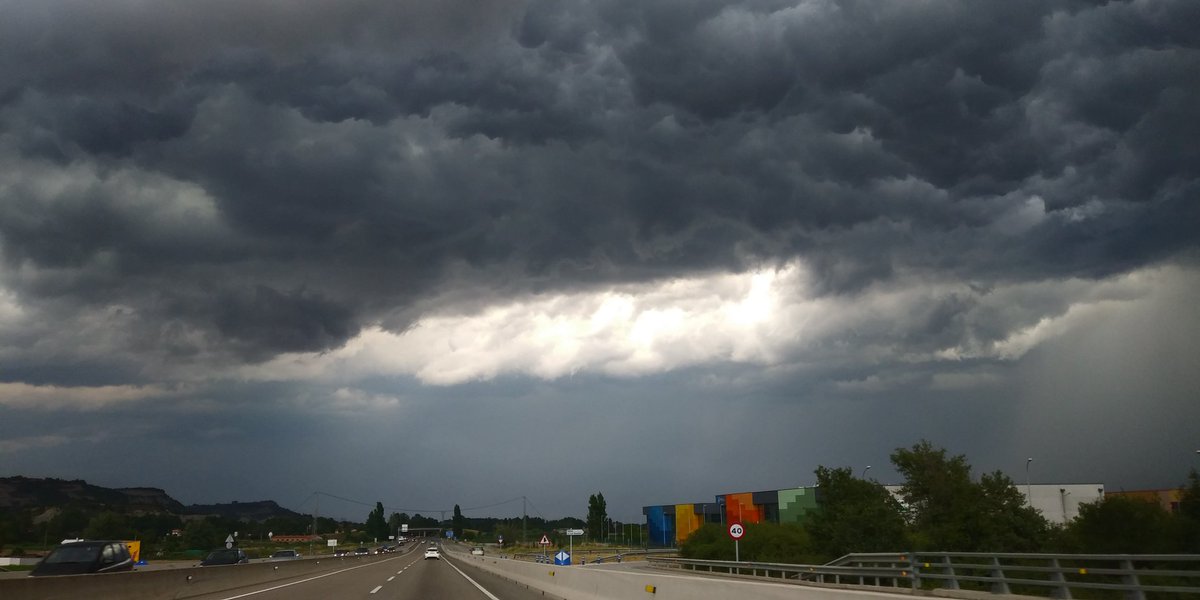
<box><xmin>30</xmin><ymin>540</ymin><xmax>134</xmax><ymax>576</ymax></box>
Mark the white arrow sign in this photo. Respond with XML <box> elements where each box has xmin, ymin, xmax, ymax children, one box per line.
<box><xmin>565</xmin><ymin>529</ymin><xmax>584</xmax><ymax>536</ymax></box>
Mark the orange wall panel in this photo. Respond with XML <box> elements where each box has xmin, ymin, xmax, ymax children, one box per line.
<box><xmin>723</xmin><ymin>493</ymin><xmax>763</xmax><ymax>524</ymax></box>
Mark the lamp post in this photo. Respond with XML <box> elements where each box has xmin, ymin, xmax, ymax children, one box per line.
<box><xmin>862</xmin><ymin>465</ymin><xmax>872</xmax><ymax>479</ymax></box>
<box><xmin>1025</xmin><ymin>458</ymin><xmax>1033</xmax><ymax>505</ymax></box>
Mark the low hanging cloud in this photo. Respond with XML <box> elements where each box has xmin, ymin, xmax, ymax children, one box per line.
<box><xmin>240</xmin><ymin>262</ymin><xmax>1183</xmax><ymax>387</ymax></box>
<box><xmin>0</xmin><ymin>382</ymin><xmax>175</xmax><ymax>410</ymax></box>
<box><xmin>0</xmin><ymin>0</ymin><xmax>1195</xmax><ymax>379</ymax></box>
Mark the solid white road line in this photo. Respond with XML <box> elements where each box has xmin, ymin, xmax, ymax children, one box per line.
<box><xmin>213</xmin><ymin>557</ymin><xmax>400</xmax><ymax>600</ymax></box>
<box><xmin>442</xmin><ymin>556</ymin><xmax>501</xmax><ymax>600</ymax></box>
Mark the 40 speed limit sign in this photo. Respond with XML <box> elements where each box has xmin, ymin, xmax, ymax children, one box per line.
<box><xmin>728</xmin><ymin>522</ymin><xmax>745</xmax><ymax>540</ymax></box>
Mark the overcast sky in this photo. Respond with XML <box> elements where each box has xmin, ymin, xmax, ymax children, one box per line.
<box><xmin>1</xmin><ymin>0</ymin><xmax>1198</xmax><ymax>524</ymax></box>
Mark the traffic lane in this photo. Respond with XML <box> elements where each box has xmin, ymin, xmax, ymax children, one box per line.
<box><xmin>182</xmin><ymin>549</ymin><xmax>550</xmax><ymax>600</ymax></box>
<box><xmin>447</xmin><ymin>553</ymin><xmax>571</xmax><ymax>600</ymax></box>
<box><xmin>183</xmin><ymin>554</ymin><xmax>414</xmax><ymax>600</ymax></box>
<box><xmin>387</xmin><ymin>552</ymin><xmax>553</xmax><ymax>600</ymax></box>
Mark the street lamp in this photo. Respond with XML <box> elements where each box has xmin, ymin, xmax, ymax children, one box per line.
<box><xmin>1025</xmin><ymin>458</ymin><xmax>1033</xmax><ymax>505</ymax></box>
<box><xmin>862</xmin><ymin>465</ymin><xmax>872</xmax><ymax>479</ymax></box>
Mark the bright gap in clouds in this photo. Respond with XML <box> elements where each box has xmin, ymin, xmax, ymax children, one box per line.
<box><xmin>252</xmin><ymin>263</ymin><xmax>808</xmax><ymax>385</ymax></box>
<box><xmin>244</xmin><ymin>262</ymin><xmax>1187</xmax><ymax>388</ymax></box>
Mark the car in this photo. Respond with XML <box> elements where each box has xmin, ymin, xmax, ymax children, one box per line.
<box><xmin>200</xmin><ymin>548</ymin><xmax>249</xmax><ymax>566</ymax></box>
<box><xmin>267</xmin><ymin>549</ymin><xmax>301</xmax><ymax>561</ymax></box>
<box><xmin>424</xmin><ymin>547</ymin><xmax>440</xmax><ymax>560</ymax></box>
<box><xmin>30</xmin><ymin>540</ymin><xmax>134</xmax><ymax>576</ymax></box>
<box><xmin>354</xmin><ymin>546</ymin><xmax>370</xmax><ymax>556</ymax></box>
<box><xmin>471</xmin><ymin>547</ymin><xmax>484</xmax><ymax>556</ymax></box>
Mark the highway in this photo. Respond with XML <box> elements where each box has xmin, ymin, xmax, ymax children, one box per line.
<box><xmin>184</xmin><ymin>543</ymin><xmax>549</xmax><ymax>600</ymax></box>
<box><xmin>10</xmin><ymin>542</ymin><xmax>1193</xmax><ymax>600</ymax></box>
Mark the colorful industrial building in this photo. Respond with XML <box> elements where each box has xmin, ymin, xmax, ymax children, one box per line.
<box><xmin>643</xmin><ymin>482</ymin><xmax>1110</xmax><ymax>547</ymax></box>
<box><xmin>642</xmin><ymin>487</ymin><xmax>820</xmax><ymax>547</ymax></box>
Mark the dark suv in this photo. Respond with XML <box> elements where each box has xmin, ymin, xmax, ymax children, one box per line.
<box><xmin>200</xmin><ymin>548</ymin><xmax>249</xmax><ymax>566</ymax></box>
<box><xmin>31</xmin><ymin>540</ymin><xmax>134</xmax><ymax>576</ymax></box>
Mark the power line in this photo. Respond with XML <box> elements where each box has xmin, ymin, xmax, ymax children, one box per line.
<box><xmin>314</xmin><ymin>491</ymin><xmax>443</xmax><ymax>515</ymax></box>
<box><xmin>524</xmin><ymin>496</ymin><xmax>546</xmax><ymax>520</ymax></box>
<box><xmin>310</xmin><ymin>491</ymin><xmax>533</xmax><ymax>518</ymax></box>
<box><xmin>460</xmin><ymin>496</ymin><xmax>525</xmax><ymax>512</ymax></box>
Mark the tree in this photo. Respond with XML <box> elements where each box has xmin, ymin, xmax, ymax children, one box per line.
<box><xmin>1176</xmin><ymin>469</ymin><xmax>1200</xmax><ymax>552</ymax></box>
<box><xmin>129</xmin><ymin>513</ymin><xmax>182</xmax><ymax>543</ymax></box>
<box><xmin>44</xmin><ymin>507</ymin><xmax>89</xmax><ymax>542</ymax></box>
<box><xmin>891</xmin><ymin>440</ymin><xmax>981</xmax><ymax>550</ymax></box>
<box><xmin>1180</xmin><ymin>469</ymin><xmax>1200</xmax><ymax>520</ymax></box>
<box><xmin>742</xmin><ymin>522</ymin><xmax>816</xmax><ymax>563</ymax></box>
<box><xmin>452</xmin><ymin>505</ymin><xmax>464</xmax><ymax>540</ymax></box>
<box><xmin>387</xmin><ymin>512</ymin><xmax>404</xmax><ymax>537</ymax></box>
<box><xmin>365</xmin><ymin>502</ymin><xmax>388</xmax><ymax>542</ymax></box>
<box><xmin>1063</xmin><ymin>495</ymin><xmax>1172</xmax><ymax>553</ymax></box>
<box><xmin>182</xmin><ymin>518</ymin><xmax>224</xmax><ymax>550</ymax></box>
<box><xmin>890</xmin><ymin>440</ymin><xmax>1049</xmax><ymax>551</ymax></box>
<box><xmin>0</xmin><ymin>510</ymin><xmax>33</xmax><ymax>553</ymax></box>
<box><xmin>974</xmin><ymin>471</ymin><xmax>1049</xmax><ymax>551</ymax></box>
<box><xmin>679</xmin><ymin>524</ymin><xmax>731</xmax><ymax>560</ymax></box>
<box><xmin>680</xmin><ymin>522</ymin><xmax>815</xmax><ymax>563</ymax></box>
<box><xmin>83</xmin><ymin>512</ymin><xmax>131</xmax><ymax>540</ymax></box>
<box><xmin>804</xmin><ymin>466</ymin><xmax>908</xmax><ymax>559</ymax></box>
<box><xmin>586</xmin><ymin>493</ymin><xmax>607</xmax><ymax>542</ymax></box>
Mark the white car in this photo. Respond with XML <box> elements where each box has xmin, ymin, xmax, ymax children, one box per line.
<box><xmin>471</xmin><ymin>547</ymin><xmax>484</xmax><ymax>556</ymax></box>
<box><xmin>424</xmin><ymin>547</ymin><xmax>440</xmax><ymax>560</ymax></box>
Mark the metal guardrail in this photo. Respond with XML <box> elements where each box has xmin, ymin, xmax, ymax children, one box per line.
<box><xmin>513</xmin><ymin>547</ymin><xmax>677</xmax><ymax>564</ymax></box>
<box><xmin>648</xmin><ymin>552</ymin><xmax>1200</xmax><ymax>600</ymax></box>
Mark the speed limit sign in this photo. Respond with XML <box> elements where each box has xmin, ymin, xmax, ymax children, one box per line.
<box><xmin>728</xmin><ymin>522</ymin><xmax>745</xmax><ymax>540</ymax></box>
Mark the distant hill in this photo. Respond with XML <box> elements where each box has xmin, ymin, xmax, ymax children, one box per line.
<box><xmin>0</xmin><ymin>476</ymin><xmax>184</xmax><ymax>514</ymax></box>
<box><xmin>0</xmin><ymin>476</ymin><xmax>304</xmax><ymax>522</ymax></box>
<box><xmin>182</xmin><ymin>500</ymin><xmax>305</xmax><ymax>521</ymax></box>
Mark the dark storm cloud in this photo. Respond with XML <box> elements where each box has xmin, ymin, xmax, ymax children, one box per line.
<box><xmin>0</xmin><ymin>0</ymin><xmax>1196</xmax><ymax>365</ymax></box>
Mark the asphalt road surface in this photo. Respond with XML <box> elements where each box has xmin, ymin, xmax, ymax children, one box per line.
<box><xmin>186</xmin><ymin>544</ymin><xmax>552</xmax><ymax>600</ymax></box>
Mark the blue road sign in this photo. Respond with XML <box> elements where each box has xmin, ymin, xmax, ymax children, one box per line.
<box><xmin>554</xmin><ymin>550</ymin><xmax>571</xmax><ymax>565</ymax></box>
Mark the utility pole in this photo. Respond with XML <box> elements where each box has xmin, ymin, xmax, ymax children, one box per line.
<box><xmin>310</xmin><ymin>493</ymin><xmax>318</xmax><ymax>557</ymax></box>
<box><xmin>1026</xmin><ymin>458</ymin><xmax>1034</xmax><ymax>506</ymax></box>
<box><xmin>522</xmin><ymin>496</ymin><xmax>527</xmax><ymax>546</ymax></box>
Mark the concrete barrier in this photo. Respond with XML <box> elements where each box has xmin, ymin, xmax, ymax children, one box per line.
<box><xmin>450</xmin><ymin>549</ymin><xmax>918</xmax><ymax>600</ymax></box>
<box><xmin>0</xmin><ymin>557</ymin><xmax>39</xmax><ymax>566</ymax></box>
<box><xmin>0</xmin><ymin>554</ymin><xmax>394</xmax><ymax>600</ymax></box>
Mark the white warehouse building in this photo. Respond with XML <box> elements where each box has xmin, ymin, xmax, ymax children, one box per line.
<box><xmin>884</xmin><ymin>483</ymin><xmax>1105</xmax><ymax>525</ymax></box>
<box><xmin>1025</xmin><ymin>483</ymin><xmax>1105</xmax><ymax>524</ymax></box>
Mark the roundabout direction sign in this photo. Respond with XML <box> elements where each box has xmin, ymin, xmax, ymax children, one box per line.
<box><xmin>728</xmin><ymin>522</ymin><xmax>744</xmax><ymax>562</ymax></box>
